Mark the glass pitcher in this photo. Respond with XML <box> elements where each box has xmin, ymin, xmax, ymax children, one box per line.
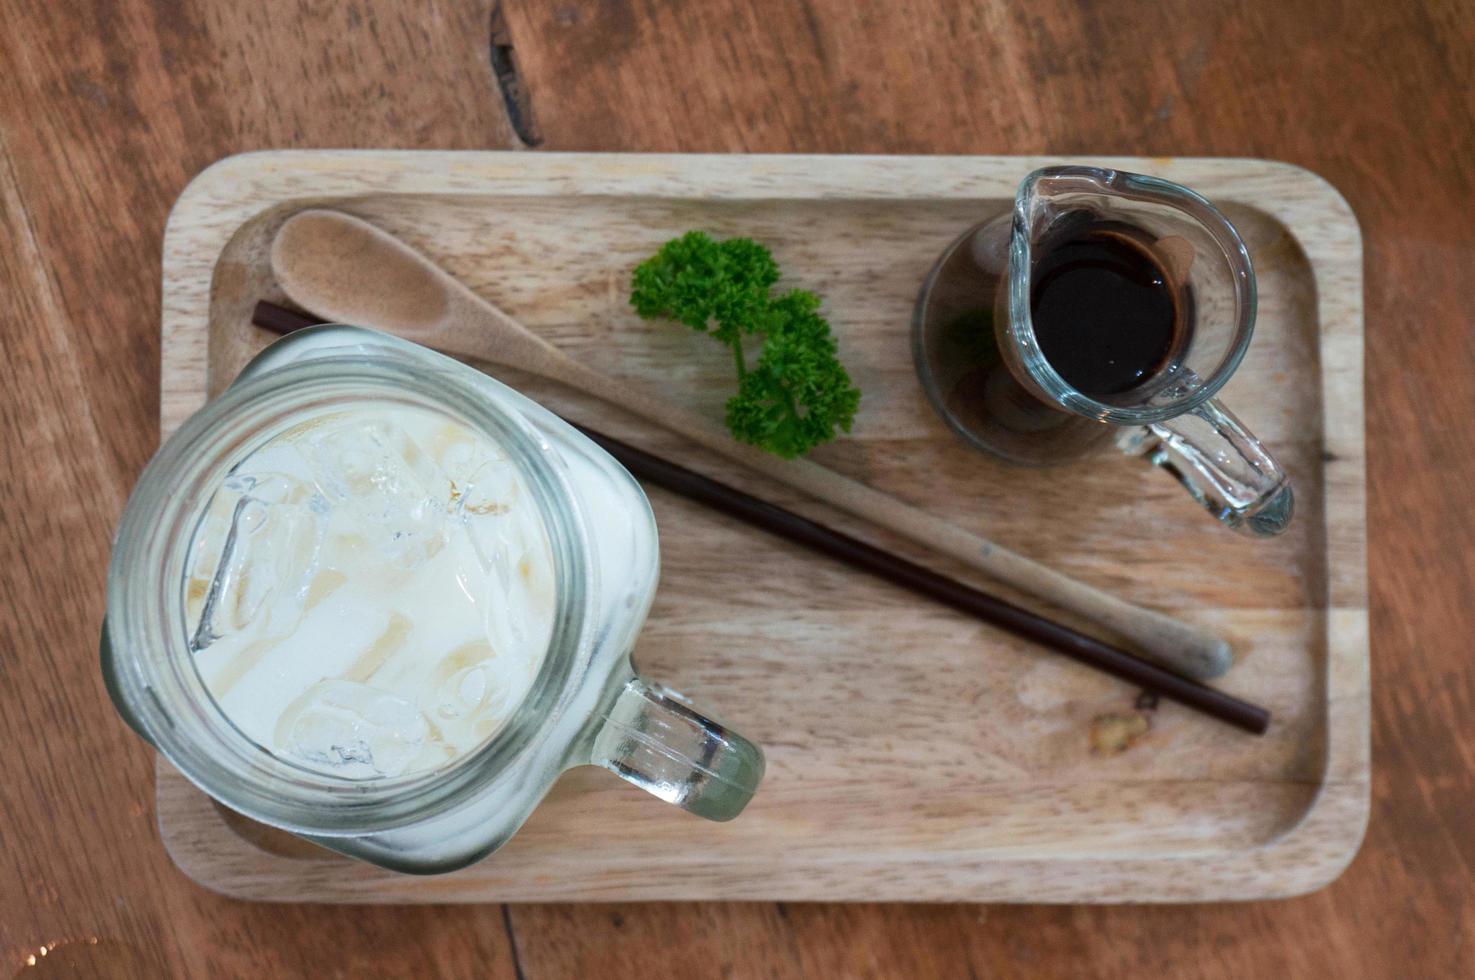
<box><xmin>101</xmin><ymin>325</ymin><xmax>764</xmax><ymax>873</ymax></box>
<box><xmin>913</xmin><ymin>166</ymin><xmax>1293</xmax><ymax>536</ymax></box>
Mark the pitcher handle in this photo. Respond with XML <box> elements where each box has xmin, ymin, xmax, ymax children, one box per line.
<box><xmin>1119</xmin><ymin>397</ymin><xmax>1294</xmax><ymax>537</ymax></box>
<box><xmin>591</xmin><ymin>674</ymin><xmax>765</xmax><ymax>821</ymax></box>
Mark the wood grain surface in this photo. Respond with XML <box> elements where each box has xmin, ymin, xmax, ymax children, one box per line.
<box><xmin>1</xmin><ymin>0</ymin><xmax>1470</xmax><ymax>976</ymax></box>
<box><xmin>151</xmin><ymin>151</ymin><xmax>1366</xmax><ymax>904</ymax></box>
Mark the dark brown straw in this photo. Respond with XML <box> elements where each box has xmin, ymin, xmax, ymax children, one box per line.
<box><xmin>251</xmin><ymin>300</ymin><xmax>1269</xmax><ymax>734</ymax></box>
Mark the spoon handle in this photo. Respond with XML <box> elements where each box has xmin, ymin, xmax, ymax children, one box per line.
<box><xmin>535</xmin><ymin>343</ymin><xmax>1232</xmax><ymax>679</ymax></box>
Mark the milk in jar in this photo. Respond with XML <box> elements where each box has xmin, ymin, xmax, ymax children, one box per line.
<box><xmin>183</xmin><ymin>404</ymin><xmax>555</xmax><ymax>780</ymax></box>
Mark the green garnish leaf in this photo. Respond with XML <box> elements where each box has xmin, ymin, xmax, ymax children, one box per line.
<box><xmin>630</xmin><ymin>233</ymin><xmax>860</xmax><ymax>458</ymax></box>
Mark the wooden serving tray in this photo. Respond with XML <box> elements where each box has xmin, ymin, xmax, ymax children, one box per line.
<box><xmin>156</xmin><ymin>152</ymin><xmax>1367</xmax><ymax>902</ymax></box>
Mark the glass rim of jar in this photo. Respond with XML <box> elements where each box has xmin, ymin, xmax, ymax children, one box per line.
<box><xmin>1004</xmin><ymin>165</ymin><xmax>1258</xmax><ymax>425</ymax></box>
<box><xmin>105</xmin><ymin>354</ymin><xmax>593</xmax><ymax>836</ymax></box>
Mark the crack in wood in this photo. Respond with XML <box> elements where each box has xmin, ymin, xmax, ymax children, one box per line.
<box><xmin>489</xmin><ymin>2</ymin><xmax>543</xmax><ymax>147</ymax></box>
<box><xmin>501</xmin><ymin>904</ymin><xmax>528</xmax><ymax>980</ymax></box>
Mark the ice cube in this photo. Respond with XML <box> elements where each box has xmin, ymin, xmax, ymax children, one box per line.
<box><xmin>439</xmin><ymin>446</ymin><xmax>554</xmax><ymax>664</ymax></box>
<box><xmin>433</xmin><ymin>426</ymin><xmax>519</xmax><ymax>523</ymax></box>
<box><xmin>189</xmin><ymin>468</ymin><xmax>326</xmax><ymax>651</ymax></box>
<box><xmin>301</xmin><ymin>418</ymin><xmax>450</xmax><ymax>570</ymax></box>
<box><xmin>432</xmin><ymin>661</ymin><xmax>515</xmax><ymax>721</ymax></box>
<box><xmin>279</xmin><ymin>678</ymin><xmax>432</xmax><ymax>779</ymax></box>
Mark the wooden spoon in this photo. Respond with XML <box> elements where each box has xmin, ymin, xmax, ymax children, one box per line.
<box><xmin>270</xmin><ymin>209</ymin><xmax>1233</xmax><ymax>679</ymax></box>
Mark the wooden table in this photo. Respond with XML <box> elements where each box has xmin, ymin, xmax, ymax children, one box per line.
<box><xmin>1</xmin><ymin>1</ymin><xmax>1470</xmax><ymax>976</ymax></box>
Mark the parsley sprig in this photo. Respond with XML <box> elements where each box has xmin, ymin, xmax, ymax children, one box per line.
<box><xmin>630</xmin><ymin>232</ymin><xmax>861</xmax><ymax>458</ymax></box>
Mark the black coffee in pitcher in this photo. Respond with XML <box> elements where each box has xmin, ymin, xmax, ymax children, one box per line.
<box><xmin>1027</xmin><ymin>219</ymin><xmax>1192</xmax><ymax>399</ymax></box>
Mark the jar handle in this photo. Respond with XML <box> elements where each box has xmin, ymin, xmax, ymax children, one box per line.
<box><xmin>1119</xmin><ymin>396</ymin><xmax>1294</xmax><ymax>536</ymax></box>
<box><xmin>590</xmin><ymin>674</ymin><xmax>764</xmax><ymax>821</ymax></box>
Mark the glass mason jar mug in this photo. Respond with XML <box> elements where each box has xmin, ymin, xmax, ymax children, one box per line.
<box><xmin>102</xmin><ymin>326</ymin><xmax>764</xmax><ymax>873</ymax></box>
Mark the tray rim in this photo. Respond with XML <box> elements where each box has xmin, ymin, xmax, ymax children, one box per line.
<box><xmin>155</xmin><ymin>150</ymin><xmax>1368</xmax><ymax>903</ymax></box>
